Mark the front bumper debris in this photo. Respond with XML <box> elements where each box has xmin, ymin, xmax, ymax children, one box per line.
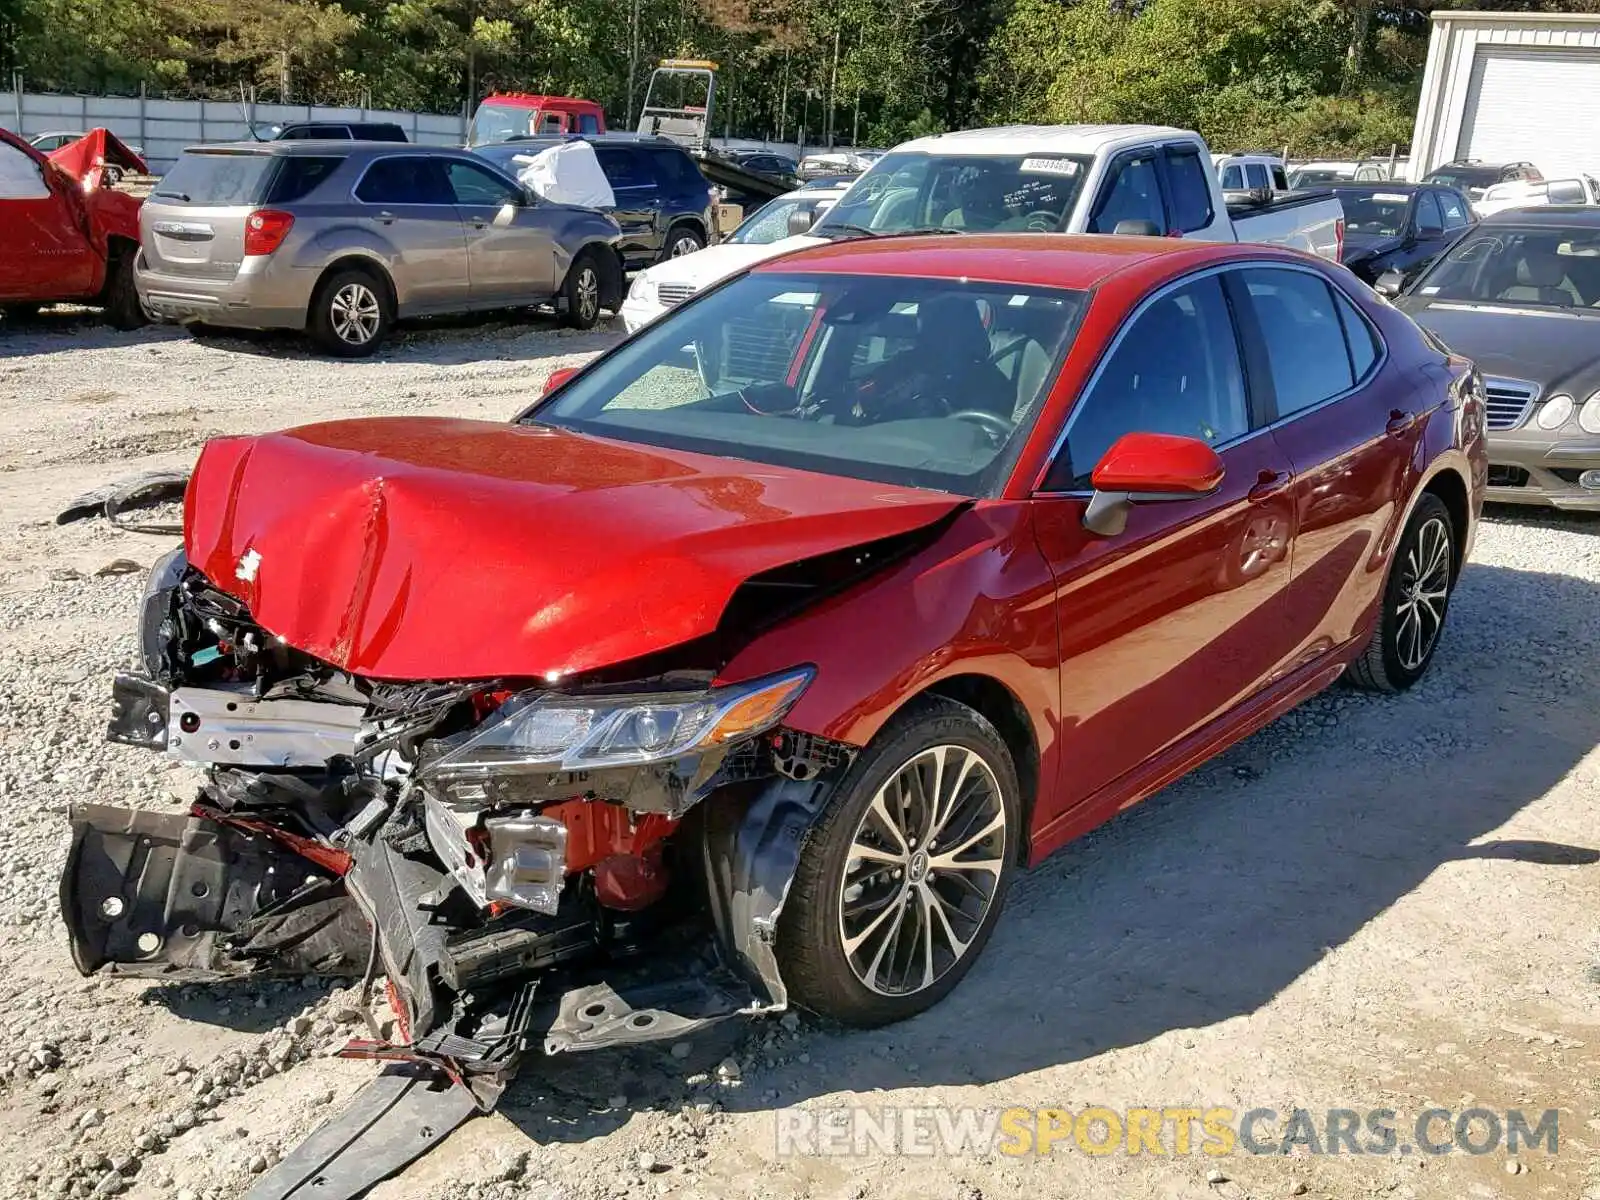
<box><xmin>61</xmin><ymin>803</ymin><xmax>367</xmax><ymax>980</ymax></box>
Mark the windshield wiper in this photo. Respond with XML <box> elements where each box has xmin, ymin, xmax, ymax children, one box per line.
<box><xmin>153</xmin><ymin>190</ymin><xmax>191</xmax><ymax>201</ymax></box>
<box><xmin>811</xmin><ymin>222</ymin><xmax>879</xmax><ymax>241</ymax></box>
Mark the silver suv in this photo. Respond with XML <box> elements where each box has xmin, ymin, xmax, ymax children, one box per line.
<box><xmin>136</xmin><ymin>141</ymin><xmax>626</xmax><ymax>356</ymax></box>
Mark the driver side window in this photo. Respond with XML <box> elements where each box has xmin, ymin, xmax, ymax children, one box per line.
<box><xmin>1047</xmin><ymin>275</ymin><xmax>1248</xmax><ymax>490</ymax></box>
<box><xmin>1088</xmin><ymin>152</ymin><xmax>1164</xmax><ymax>234</ymax></box>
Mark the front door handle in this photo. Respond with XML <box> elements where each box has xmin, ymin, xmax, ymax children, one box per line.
<box><xmin>469</xmin><ymin>216</ymin><xmax>488</xmax><ymax>229</ymax></box>
<box><xmin>1248</xmin><ymin>469</ymin><xmax>1292</xmax><ymax>503</ymax></box>
<box><xmin>1386</xmin><ymin>409</ymin><xmax>1417</xmax><ymax>437</ymax></box>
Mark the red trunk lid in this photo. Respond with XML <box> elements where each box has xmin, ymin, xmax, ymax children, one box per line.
<box><xmin>183</xmin><ymin>417</ymin><xmax>962</xmax><ymax>681</ymax></box>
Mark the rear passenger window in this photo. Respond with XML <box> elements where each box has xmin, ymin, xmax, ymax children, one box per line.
<box><xmin>1049</xmin><ymin>275</ymin><xmax>1248</xmax><ymax>489</ymax></box>
<box><xmin>648</xmin><ymin>149</ymin><xmax>706</xmax><ymax>191</ymax></box>
<box><xmin>266</xmin><ymin>156</ymin><xmax>344</xmax><ymax>204</ymax></box>
<box><xmin>594</xmin><ymin>147</ymin><xmax>652</xmax><ymax>189</ymax></box>
<box><xmin>577</xmin><ymin>114</ymin><xmax>601</xmax><ymax>135</ymax></box>
<box><xmin>1165</xmin><ymin>148</ymin><xmax>1214</xmax><ymax>233</ymax></box>
<box><xmin>1437</xmin><ymin>191</ymin><xmax>1470</xmax><ymax>228</ymax></box>
<box><xmin>1335</xmin><ymin>290</ymin><xmax>1380</xmax><ymax>382</ymax></box>
<box><xmin>354</xmin><ymin>157</ymin><xmax>452</xmax><ymax>204</ymax></box>
<box><xmin>1241</xmin><ymin>268</ymin><xmax>1357</xmax><ymax>415</ymax></box>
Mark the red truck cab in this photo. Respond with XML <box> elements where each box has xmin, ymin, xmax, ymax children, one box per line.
<box><xmin>467</xmin><ymin>95</ymin><xmax>606</xmax><ymax>146</ymax></box>
<box><xmin>0</xmin><ymin>128</ymin><xmax>147</xmax><ymax>327</ymax></box>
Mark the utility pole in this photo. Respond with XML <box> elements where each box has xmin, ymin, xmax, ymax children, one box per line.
<box><xmin>778</xmin><ymin>52</ymin><xmax>788</xmax><ymax>144</ymax></box>
<box><xmin>825</xmin><ymin>28</ymin><xmax>840</xmax><ymax>148</ymax></box>
<box><xmin>626</xmin><ymin>0</ymin><xmax>640</xmax><ymax>126</ymax></box>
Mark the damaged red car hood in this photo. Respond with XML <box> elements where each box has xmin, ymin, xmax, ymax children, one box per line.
<box><xmin>47</xmin><ymin>129</ymin><xmax>147</xmax><ymax>189</ymax></box>
<box><xmin>184</xmin><ymin>417</ymin><xmax>965</xmax><ymax>680</ymax></box>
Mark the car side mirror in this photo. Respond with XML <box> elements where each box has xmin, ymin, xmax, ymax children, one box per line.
<box><xmin>787</xmin><ymin>208</ymin><xmax>818</xmax><ymax>236</ymax></box>
<box><xmin>1374</xmin><ymin>269</ymin><xmax>1404</xmax><ymax>297</ymax></box>
<box><xmin>543</xmin><ymin>366</ymin><xmax>579</xmax><ymax>396</ymax></box>
<box><xmin>493</xmin><ymin>202</ymin><xmax>519</xmax><ymax>228</ymax></box>
<box><xmin>1082</xmin><ymin>432</ymin><xmax>1225</xmax><ymax>537</ymax></box>
<box><xmin>1112</xmin><ymin>219</ymin><xmax>1163</xmax><ymax>237</ymax></box>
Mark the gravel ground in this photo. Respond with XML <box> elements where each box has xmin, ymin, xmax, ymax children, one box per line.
<box><xmin>0</xmin><ymin>312</ymin><xmax>1596</xmax><ymax>1200</ymax></box>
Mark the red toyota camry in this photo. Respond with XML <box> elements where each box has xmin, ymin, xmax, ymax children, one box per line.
<box><xmin>68</xmin><ymin>236</ymin><xmax>1486</xmax><ymax>1100</ymax></box>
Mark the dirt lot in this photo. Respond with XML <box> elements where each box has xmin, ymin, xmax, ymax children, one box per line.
<box><xmin>0</xmin><ymin>313</ymin><xmax>1596</xmax><ymax>1200</ymax></box>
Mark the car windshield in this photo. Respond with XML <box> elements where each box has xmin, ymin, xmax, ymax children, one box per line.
<box><xmin>1335</xmin><ymin>190</ymin><xmax>1414</xmax><ymax>237</ymax></box>
<box><xmin>152</xmin><ymin>151</ymin><xmax>277</xmax><ymax>205</ymax></box>
<box><xmin>469</xmin><ymin>102</ymin><xmax>535</xmax><ymax>146</ymax></box>
<box><xmin>1410</xmin><ymin>225</ymin><xmax>1600</xmax><ymax>311</ymax></box>
<box><xmin>729</xmin><ymin>196</ymin><xmax>836</xmax><ymax>244</ymax></box>
<box><xmin>814</xmin><ymin>151</ymin><xmax>1093</xmax><ymax>236</ymax></box>
<box><xmin>527</xmin><ymin>271</ymin><xmax>1087</xmax><ymax>495</ymax></box>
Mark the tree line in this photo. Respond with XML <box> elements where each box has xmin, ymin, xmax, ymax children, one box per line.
<box><xmin>5</xmin><ymin>0</ymin><xmax>1599</xmax><ymax>157</ymax></box>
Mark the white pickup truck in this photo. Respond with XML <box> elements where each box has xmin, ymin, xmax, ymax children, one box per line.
<box><xmin>622</xmin><ymin>123</ymin><xmax>1346</xmax><ymax>331</ymax></box>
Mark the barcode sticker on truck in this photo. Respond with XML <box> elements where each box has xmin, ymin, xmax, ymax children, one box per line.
<box><xmin>1021</xmin><ymin>157</ymin><xmax>1081</xmax><ymax>176</ymax></box>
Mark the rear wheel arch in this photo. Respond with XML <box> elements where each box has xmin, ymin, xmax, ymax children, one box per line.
<box><xmin>308</xmin><ymin>255</ymin><xmax>396</xmax><ymax>324</ymax></box>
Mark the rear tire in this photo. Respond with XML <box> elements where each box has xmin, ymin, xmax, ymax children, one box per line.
<box><xmin>776</xmin><ymin>696</ymin><xmax>1020</xmax><ymax>1027</ymax></box>
<box><xmin>562</xmin><ymin>250</ymin><xmax>604</xmax><ymax>330</ymax></box>
<box><xmin>309</xmin><ymin>267</ymin><xmax>391</xmax><ymax>357</ymax></box>
<box><xmin>659</xmin><ymin>225</ymin><xmax>705</xmax><ymax>262</ymax></box>
<box><xmin>1347</xmin><ymin>492</ymin><xmax>1456</xmax><ymax>692</ymax></box>
<box><xmin>104</xmin><ymin>248</ymin><xmax>147</xmax><ymax>331</ymax></box>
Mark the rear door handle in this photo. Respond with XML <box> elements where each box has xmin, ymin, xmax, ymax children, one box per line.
<box><xmin>470</xmin><ymin>216</ymin><xmax>488</xmax><ymax>229</ymax></box>
<box><xmin>1248</xmin><ymin>469</ymin><xmax>1292</xmax><ymax>503</ymax></box>
<box><xmin>1386</xmin><ymin>409</ymin><xmax>1417</xmax><ymax>436</ymax></box>
<box><xmin>375</xmin><ymin>211</ymin><xmax>398</xmax><ymax>225</ymax></box>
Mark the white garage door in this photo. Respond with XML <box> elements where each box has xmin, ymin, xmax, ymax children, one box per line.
<box><xmin>1456</xmin><ymin>47</ymin><xmax>1600</xmax><ymax>179</ymax></box>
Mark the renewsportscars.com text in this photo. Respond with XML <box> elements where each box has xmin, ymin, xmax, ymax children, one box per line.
<box><xmin>774</xmin><ymin>1105</ymin><xmax>1561</xmax><ymax>1158</ymax></box>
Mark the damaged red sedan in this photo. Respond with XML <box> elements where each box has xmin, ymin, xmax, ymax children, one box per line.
<box><xmin>64</xmin><ymin>234</ymin><xmax>1484</xmax><ymax>1165</ymax></box>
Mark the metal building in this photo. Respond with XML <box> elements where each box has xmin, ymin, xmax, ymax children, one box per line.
<box><xmin>1408</xmin><ymin>10</ymin><xmax>1600</xmax><ymax>181</ymax></box>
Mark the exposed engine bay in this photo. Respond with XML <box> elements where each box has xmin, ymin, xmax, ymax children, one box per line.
<box><xmin>62</xmin><ymin>548</ymin><xmax>855</xmax><ymax>1194</ymax></box>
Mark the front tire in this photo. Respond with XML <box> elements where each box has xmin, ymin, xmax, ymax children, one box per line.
<box><xmin>104</xmin><ymin>248</ymin><xmax>147</xmax><ymax>330</ymax></box>
<box><xmin>562</xmin><ymin>250</ymin><xmax>604</xmax><ymax>330</ymax></box>
<box><xmin>1347</xmin><ymin>492</ymin><xmax>1456</xmax><ymax>692</ymax></box>
<box><xmin>310</xmin><ymin>267</ymin><xmax>391</xmax><ymax>357</ymax></box>
<box><xmin>777</xmin><ymin>696</ymin><xmax>1020</xmax><ymax>1027</ymax></box>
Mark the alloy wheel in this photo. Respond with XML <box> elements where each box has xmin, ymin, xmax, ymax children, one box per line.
<box><xmin>670</xmin><ymin>235</ymin><xmax>701</xmax><ymax>257</ymax></box>
<box><xmin>836</xmin><ymin>745</ymin><xmax>1007</xmax><ymax>997</ymax></box>
<box><xmin>1395</xmin><ymin>515</ymin><xmax>1451</xmax><ymax>671</ymax></box>
<box><xmin>575</xmin><ymin>266</ymin><xmax>600</xmax><ymax>323</ymax></box>
<box><xmin>330</xmin><ymin>282</ymin><xmax>381</xmax><ymax>345</ymax></box>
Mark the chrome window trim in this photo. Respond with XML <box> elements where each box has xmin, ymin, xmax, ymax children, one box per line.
<box><xmin>1030</xmin><ymin>260</ymin><xmax>1390</xmax><ymax>496</ymax></box>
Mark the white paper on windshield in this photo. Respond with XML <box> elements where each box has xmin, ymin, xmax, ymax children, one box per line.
<box><xmin>1372</xmin><ymin>192</ymin><xmax>1410</xmax><ymax>202</ymax></box>
<box><xmin>1020</xmin><ymin>156</ymin><xmax>1080</xmax><ymax>176</ymax></box>
<box><xmin>513</xmin><ymin>141</ymin><xmax>615</xmax><ymax>209</ymax></box>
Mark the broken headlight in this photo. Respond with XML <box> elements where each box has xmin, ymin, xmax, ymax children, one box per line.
<box><xmin>422</xmin><ymin>668</ymin><xmax>813</xmax><ymax>785</ymax></box>
<box><xmin>139</xmin><ymin>547</ymin><xmax>188</xmax><ymax>679</ymax></box>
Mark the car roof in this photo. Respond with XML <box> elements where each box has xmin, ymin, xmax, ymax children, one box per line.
<box><xmin>892</xmin><ymin>124</ymin><xmax>1197</xmax><ymax>158</ymax></box>
<box><xmin>751</xmin><ymin>233</ymin><xmax>1278</xmax><ymax>291</ymax></box>
<box><xmin>1478</xmin><ymin>205</ymin><xmax>1600</xmax><ymax>228</ymax></box>
<box><xmin>184</xmin><ymin>140</ymin><xmax>452</xmax><ymax>156</ymax></box>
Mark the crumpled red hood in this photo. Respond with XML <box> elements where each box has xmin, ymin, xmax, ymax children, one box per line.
<box><xmin>183</xmin><ymin>417</ymin><xmax>964</xmax><ymax>681</ymax></box>
<box><xmin>47</xmin><ymin>129</ymin><xmax>146</xmax><ymax>189</ymax></box>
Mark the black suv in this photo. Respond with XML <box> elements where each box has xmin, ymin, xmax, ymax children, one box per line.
<box><xmin>266</xmin><ymin>121</ymin><xmax>409</xmax><ymax>142</ymax></box>
<box><xmin>1423</xmin><ymin>160</ymin><xmax>1541</xmax><ymax>199</ymax></box>
<box><xmin>473</xmin><ymin>135</ymin><xmax>713</xmax><ymax>268</ymax></box>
